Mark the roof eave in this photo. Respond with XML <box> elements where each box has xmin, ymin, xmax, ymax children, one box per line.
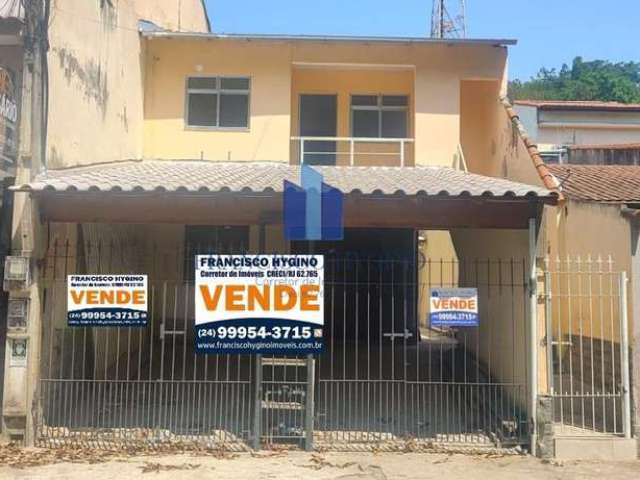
<box><xmin>141</xmin><ymin>31</ymin><xmax>517</xmax><ymax>47</ymax></box>
<box><xmin>15</xmin><ymin>188</ymin><xmax>557</xmax><ymax>205</ymax></box>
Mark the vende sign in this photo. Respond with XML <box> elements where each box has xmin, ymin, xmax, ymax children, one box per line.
<box><xmin>429</xmin><ymin>287</ymin><xmax>479</xmax><ymax>327</ymax></box>
<box><xmin>0</xmin><ymin>66</ymin><xmax>18</xmax><ymax>163</ymax></box>
<box><xmin>195</xmin><ymin>255</ymin><xmax>324</xmax><ymax>354</ymax></box>
<box><xmin>67</xmin><ymin>275</ymin><xmax>148</xmax><ymax>327</ymax></box>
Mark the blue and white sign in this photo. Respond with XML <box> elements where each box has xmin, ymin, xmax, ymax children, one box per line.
<box><xmin>195</xmin><ymin>255</ymin><xmax>325</xmax><ymax>354</ymax></box>
<box><xmin>429</xmin><ymin>287</ymin><xmax>479</xmax><ymax>327</ymax></box>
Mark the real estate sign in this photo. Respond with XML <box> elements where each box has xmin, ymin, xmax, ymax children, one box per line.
<box><xmin>429</xmin><ymin>287</ymin><xmax>479</xmax><ymax>327</ymax></box>
<box><xmin>67</xmin><ymin>275</ymin><xmax>148</xmax><ymax>327</ymax></box>
<box><xmin>0</xmin><ymin>66</ymin><xmax>18</xmax><ymax>164</ymax></box>
<box><xmin>195</xmin><ymin>255</ymin><xmax>324</xmax><ymax>354</ymax></box>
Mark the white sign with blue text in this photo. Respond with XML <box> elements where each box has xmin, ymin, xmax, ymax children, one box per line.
<box><xmin>429</xmin><ymin>287</ymin><xmax>479</xmax><ymax>327</ymax></box>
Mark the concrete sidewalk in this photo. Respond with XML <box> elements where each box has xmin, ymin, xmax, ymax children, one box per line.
<box><xmin>0</xmin><ymin>449</ymin><xmax>639</xmax><ymax>480</ymax></box>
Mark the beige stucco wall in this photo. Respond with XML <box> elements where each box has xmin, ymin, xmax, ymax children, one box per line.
<box><xmin>450</xmin><ymin>229</ymin><xmax>531</xmax><ymax>404</ymax></box>
<box><xmin>133</xmin><ymin>0</ymin><xmax>208</xmax><ymax>32</ymax></box>
<box><xmin>461</xmin><ymin>85</ymin><xmax>544</xmax><ymax>188</ymax></box>
<box><xmin>547</xmin><ymin>199</ymin><xmax>633</xmax><ymax>342</ymax></box>
<box><xmin>142</xmin><ymin>38</ymin><xmax>508</xmax><ymax>165</ymax></box>
<box><xmin>45</xmin><ymin>0</ymin><xmax>208</xmax><ymax>169</ymax></box>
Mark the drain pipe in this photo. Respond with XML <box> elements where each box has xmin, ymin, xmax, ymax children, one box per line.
<box><xmin>528</xmin><ymin>217</ymin><xmax>538</xmax><ymax>456</ymax></box>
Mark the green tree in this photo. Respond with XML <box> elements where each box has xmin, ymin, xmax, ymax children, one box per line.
<box><xmin>508</xmin><ymin>57</ymin><xmax>640</xmax><ymax>103</ymax></box>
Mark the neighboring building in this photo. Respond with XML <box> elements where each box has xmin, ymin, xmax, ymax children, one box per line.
<box><xmin>0</xmin><ymin>0</ymin><xmax>23</xmax><ymax>428</ymax></box>
<box><xmin>513</xmin><ymin>100</ymin><xmax>640</xmax><ymax>164</ymax></box>
<box><xmin>0</xmin><ymin>4</ymin><xmax>635</xmax><ymax>461</ymax></box>
<box><xmin>1</xmin><ymin>0</ymin><xmax>209</xmax><ymax>444</ymax></box>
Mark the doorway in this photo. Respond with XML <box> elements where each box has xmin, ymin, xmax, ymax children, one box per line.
<box><xmin>299</xmin><ymin>94</ymin><xmax>337</xmax><ymax>165</ymax></box>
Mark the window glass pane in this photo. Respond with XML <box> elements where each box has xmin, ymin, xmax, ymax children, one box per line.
<box><xmin>219</xmin><ymin>94</ymin><xmax>249</xmax><ymax>127</ymax></box>
<box><xmin>351</xmin><ymin>95</ymin><xmax>378</xmax><ymax>107</ymax></box>
<box><xmin>187</xmin><ymin>93</ymin><xmax>217</xmax><ymax>127</ymax></box>
<box><xmin>381</xmin><ymin>110</ymin><xmax>407</xmax><ymax>138</ymax></box>
<box><xmin>352</xmin><ymin>110</ymin><xmax>379</xmax><ymax>137</ymax></box>
<box><xmin>382</xmin><ymin>95</ymin><xmax>408</xmax><ymax>107</ymax></box>
<box><xmin>220</xmin><ymin>77</ymin><xmax>250</xmax><ymax>90</ymax></box>
<box><xmin>188</xmin><ymin>77</ymin><xmax>217</xmax><ymax>89</ymax></box>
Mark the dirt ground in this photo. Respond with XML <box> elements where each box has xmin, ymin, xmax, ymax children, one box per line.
<box><xmin>0</xmin><ymin>448</ymin><xmax>638</xmax><ymax>480</ymax></box>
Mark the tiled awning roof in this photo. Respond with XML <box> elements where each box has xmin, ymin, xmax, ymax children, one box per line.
<box><xmin>12</xmin><ymin>160</ymin><xmax>556</xmax><ymax>201</ymax></box>
<box><xmin>514</xmin><ymin>100</ymin><xmax>640</xmax><ymax>112</ymax></box>
<box><xmin>548</xmin><ymin>165</ymin><xmax>640</xmax><ymax>203</ymax></box>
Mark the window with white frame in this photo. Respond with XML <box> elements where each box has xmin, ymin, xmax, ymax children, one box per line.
<box><xmin>186</xmin><ymin>77</ymin><xmax>250</xmax><ymax>128</ymax></box>
<box><xmin>351</xmin><ymin>95</ymin><xmax>409</xmax><ymax>138</ymax></box>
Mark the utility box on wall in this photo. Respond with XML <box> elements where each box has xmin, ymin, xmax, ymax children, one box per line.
<box><xmin>3</xmin><ymin>256</ymin><xmax>29</xmax><ymax>292</ymax></box>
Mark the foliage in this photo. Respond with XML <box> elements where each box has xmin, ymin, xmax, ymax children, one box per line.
<box><xmin>508</xmin><ymin>57</ymin><xmax>640</xmax><ymax>103</ymax></box>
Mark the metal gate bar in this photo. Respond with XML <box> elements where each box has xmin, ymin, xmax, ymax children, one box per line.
<box><xmin>36</xmin><ymin>235</ymin><xmax>532</xmax><ymax>450</ymax></box>
<box><xmin>543</xmin><ymin>255</ymin><xmax>631</xmax><ymax>437</ymax></box>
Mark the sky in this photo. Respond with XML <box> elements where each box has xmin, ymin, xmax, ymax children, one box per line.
<box><xmin>204</xmin><ymin>0</ymin><xmax>639</xmax><ymax>81</ymax></box>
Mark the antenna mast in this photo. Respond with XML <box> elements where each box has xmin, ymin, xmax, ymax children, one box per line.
<box><xmin>431</xmin><ymin>0</ymin><xmax>467</xmax><ymax>38</ymax></box>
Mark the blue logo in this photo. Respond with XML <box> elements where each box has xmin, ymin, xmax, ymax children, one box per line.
<box><xmin>284</xmin><ymin>165</ymin><xmax>344</xmax><ymax>240</ymax></box>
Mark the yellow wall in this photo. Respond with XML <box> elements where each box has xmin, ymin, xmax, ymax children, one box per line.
<box><xmin>45</xmin><ymin>0</ymin><xmax>208</xmax><ymax>169</ymax></box>
<box><xmin>144</xmin><ymin>39</ymin><xmax>292</xmax><ymax>161</ymax></box>
<box><xmin>142</xmin><ymin>38</ymin><xmax>508</xmax><ymax>166</ymax></box>
<box><xmin>450</xmin><ymin>229</ymin><xmax>532</xmax><ymax>408</ymax></box>
<box><xmin>290</xmin><ymin>67</ymin><xmax>414</xmax><ymax>166</ymax></box>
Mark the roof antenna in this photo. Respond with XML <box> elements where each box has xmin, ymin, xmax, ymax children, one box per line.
<box><xmin>431</xmin><ymin>0</ymin><xmax>467</xmax><ymax>38</ymax></box>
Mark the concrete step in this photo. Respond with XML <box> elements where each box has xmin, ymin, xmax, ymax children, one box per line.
<box><xmin>554</xmin><ymin>436</ymin><xmax>637</xmax><ymax>460</ymax></box>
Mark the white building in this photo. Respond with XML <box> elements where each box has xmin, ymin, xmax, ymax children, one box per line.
<box><xmin>514</xmin><ymin>100</ymin><xmax>640</xmax><ymax>163</ymax></box>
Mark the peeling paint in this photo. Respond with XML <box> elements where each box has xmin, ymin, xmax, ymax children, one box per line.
<box><xmin>98</xmin><ymin>0</ymin><xmax>117</xmax><ymax>29</ymax></box>
<box><xmin>54</xmin><ymin>47</ymin><xmax>109</xmax><ymax>117</ymax></box>
<box><xmin>119</xmin><ymin>105</ymin><xmax>129</xmax><ymax>132</ymax></box>
<box><xmin>48</xmin><ymin>145</ymin><xmax>64</xmax><ymax>169</ymax></box>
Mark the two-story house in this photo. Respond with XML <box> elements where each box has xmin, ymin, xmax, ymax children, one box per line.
<box><xmin>5</xmin><ymin>29</ymin><xmax>564</xmax><ymax>453</ymax></box>
<box><xmin>14</xmin><ymin>21</ymin><xmax>638</xmax><ymax>460</ymax></box>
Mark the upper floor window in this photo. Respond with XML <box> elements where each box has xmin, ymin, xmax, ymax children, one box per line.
<box><xmin>351</xmin><ymin>95</ymin><xmax>408</xmax><ymax>138</ymax></box>
<box><xmin>186</xmin><ymin>77</ymin><xmax>250</xmax><ymax>129</ymax></box>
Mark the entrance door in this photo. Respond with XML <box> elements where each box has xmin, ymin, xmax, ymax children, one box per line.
<box><xmin>299</xmin><ymin>94</ymin><xmax>337</xmax><ymax>165</ymax></box>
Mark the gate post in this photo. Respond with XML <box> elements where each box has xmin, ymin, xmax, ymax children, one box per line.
<box><xmin>253</xmin><ymin>354</ymin><xmax>262</xmax><ymax>450</ymax></box>
<box><xmin>544</xmin><ymin>261</ymin><xmax>554</xmax><ymax>395</ymax></box>
<box><xmin>619</xmin><ymin>272</ymin><xmax>631</xmax><ymax>439</ymax></box>
<box><xmin>305</xmin><ymin>354</ymin><xmax>315</xmax><ymax>451</ymax></box>
<box><xmin>528</xmin><ymin>218</ymin><xmax>539</xmax><ymax>455</ymax></box>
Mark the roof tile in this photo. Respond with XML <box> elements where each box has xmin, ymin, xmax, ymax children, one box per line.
<box><xmin>13</xmin><ymin>160</ymin><xmax>554</xmax><ymax>200</ymax></box>
<box><xmin>548</xmin><ymin>165</ymin><xmax>640</xmax><ymax>203</ymax></box>
<box><xmin>514</xmin><ymin>100</ymin><xmax>640</xmax><ymax>111</ymax></box>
